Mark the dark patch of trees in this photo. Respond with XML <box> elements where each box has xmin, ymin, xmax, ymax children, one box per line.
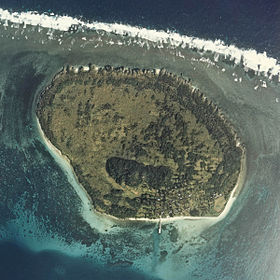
<box><xmin>106</xmin><ymin>157</ymin><xmax>171</xmax><ymax>189</ymax></box>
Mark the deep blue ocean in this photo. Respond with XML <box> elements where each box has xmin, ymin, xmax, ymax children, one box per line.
<box><xmin>1</xmin><ymin>0</ymin><xmax>280</xmax><ymax>58</ymax></box>
<box><xmin>0</xmin><ymin>241</ymin><xmax>156</xmax><ymax>280</ymax></box>
<box><xmin>0</xmin><ymin>0</ymin><xmax>280</xmax><ymax>279</ymax></box>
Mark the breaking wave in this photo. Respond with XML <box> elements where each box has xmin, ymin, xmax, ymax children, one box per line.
<box><xmin>0</xmin><ymin>7</ymin><xmax>280</xmax><ymax>79</ymax></box>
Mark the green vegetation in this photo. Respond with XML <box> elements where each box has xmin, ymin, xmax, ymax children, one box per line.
<box><xmin>36</xmin><ymin>66</ymin><xmax>242</xmax><ymax>219</ymax></box>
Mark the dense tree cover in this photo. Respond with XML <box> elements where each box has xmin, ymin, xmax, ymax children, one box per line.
<box><xmin>106</xmin><ymin>157</ymin><xmax>171</xmax><ymax>189</ymax></box>
<box><xmin>36</xmin><ymin>67</ymin><xmax>244</xmax><ymax>219</ymax></box>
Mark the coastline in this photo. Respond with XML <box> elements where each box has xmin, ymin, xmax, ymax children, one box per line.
<box><xmin>128</xmin><ymin>144</ymin><xmax>246</xmax><ymax>223</ymax></box>
<box><xmin>36</xmin><ymin>112</ymin><xmax>247</xmax><ymax>224</ymax></box>
<box><xmin>36</xmin><ymin>117</ymin><xmax>94</xmax><ymax>206</ymax></box>
<box><xmin>1</xmin><ymin>4</ymin><xmax>279</xmax><ymax>279</ymax></box>
<box><xmin>36</xmin><ymin>117</ymin><xmax>118</xmax><ymax>232</ymax></box>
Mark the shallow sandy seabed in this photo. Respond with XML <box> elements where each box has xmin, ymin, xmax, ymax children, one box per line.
<box><xmin>0</xmin><ymin>20</ymin><xmax>280</xmax><ymax>280</ymax></box>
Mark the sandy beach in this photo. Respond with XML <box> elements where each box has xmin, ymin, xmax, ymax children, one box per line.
<box><xmin>36</xmin><ymin>117</ymin><xmax>119</xmax><ymax>232</ymax></box>
<box><xmin>36</xmin><ymin>113</ymin><xmax>247</xmax><ymax>225</ymax></box>
<box><xmin>128</xmin><ymin>147</ymin><xmax>246</xmax><ymax>223</ymax></box>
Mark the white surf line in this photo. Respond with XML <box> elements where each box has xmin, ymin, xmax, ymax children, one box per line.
<box><xmin>0</xmin><ymin>8</ymin><xmax>280</xmax><ymax>79</ymax></box>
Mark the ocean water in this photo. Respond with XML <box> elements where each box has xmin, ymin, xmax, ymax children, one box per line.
<box><xmin>0</xmin><ymin>1</ymin><xmax>280</xmax><ymax>279</ymax></box>
<box><xmin>1</xmin><ymin>0</ymin><xmax>280</xmax><ymax>58</ymax></box>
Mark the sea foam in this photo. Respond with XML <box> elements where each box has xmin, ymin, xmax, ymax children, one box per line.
<box><xmin>0</xmin><ymin>8</ymin><xmax>280</xmax><ymax>79</ymax></box>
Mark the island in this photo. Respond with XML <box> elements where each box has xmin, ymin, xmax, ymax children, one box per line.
<box><xmin>36</xmin><ymin>65</ymin><xmax>244</xmax><ymax>219</ymax></box>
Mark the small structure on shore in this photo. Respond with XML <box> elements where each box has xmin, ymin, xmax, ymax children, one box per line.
<box><xmin>36</xmin><ymin>64</ymin><xmax>244</xmax><ymax>220</ymax></box>
<box><xmin>158</xmin><ymin>216</ymin><xmax>162</xmax><ymax>234</ymax></box>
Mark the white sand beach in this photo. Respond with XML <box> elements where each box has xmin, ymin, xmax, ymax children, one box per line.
<box><xmin>36</xmin><ymin>114</ymin><xmax>246</xmax><ymax>227</ymax></box>
<box><xmin>36</xmin><ymin>117</ymin><xmax>118</xmax><ymax>233</ymax></box>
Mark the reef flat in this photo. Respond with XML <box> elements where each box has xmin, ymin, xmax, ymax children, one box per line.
<box><xmin>36</xmin><ymin>65</ymin><xmax>243</xmax><ymax>219</ymax></box>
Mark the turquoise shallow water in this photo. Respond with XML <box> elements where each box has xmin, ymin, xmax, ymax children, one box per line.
<box><xmin>0</xmin><ymin>18</ymin><xmax>280</xmax><ymax>280</ymax></box>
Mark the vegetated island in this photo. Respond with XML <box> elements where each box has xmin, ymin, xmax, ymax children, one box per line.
<box><xmin>36</xmin><ymin>65</ymin><xmax>245</xmax><ymax>219</ymax></box>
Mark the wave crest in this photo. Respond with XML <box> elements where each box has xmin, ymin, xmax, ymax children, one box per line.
<box><xmin>0</xmin><ymin>8</ymin><xmax>279</xmax><ymax>79</ymax></box>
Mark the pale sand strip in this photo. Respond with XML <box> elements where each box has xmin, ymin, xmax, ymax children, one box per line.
<box><xmin>36</xmin><ymin>116</ymin><xmax>246</xmax><ymax>226</ymax></box>
<box><xmin>128</xmin><ymin>145</ymin><xmax>247</xmax><ymax>223</ymax></box>
<box><xmin>36</xmin><ymin>117</ymin><xmax>117</xmax><ymax>233</ymax></box>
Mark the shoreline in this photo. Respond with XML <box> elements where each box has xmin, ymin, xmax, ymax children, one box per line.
<box><xmin>36</xmin><ymin>117</ymin><xmax>118</xmax><ymax>232</ymax></box>
<box><xmin>36</xmin><ymin>117</ymin><xmax>94</xmax><ymax>206</ymax></box>
<box><xmin>36</xmin><ymin>113</ymin><xmax>247</xmax><ymax>224</ymax></box>
<box><xmin>128</xmin><ymin>144</ymin><xmax>246</xmax><ymax>223</ymax></box>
